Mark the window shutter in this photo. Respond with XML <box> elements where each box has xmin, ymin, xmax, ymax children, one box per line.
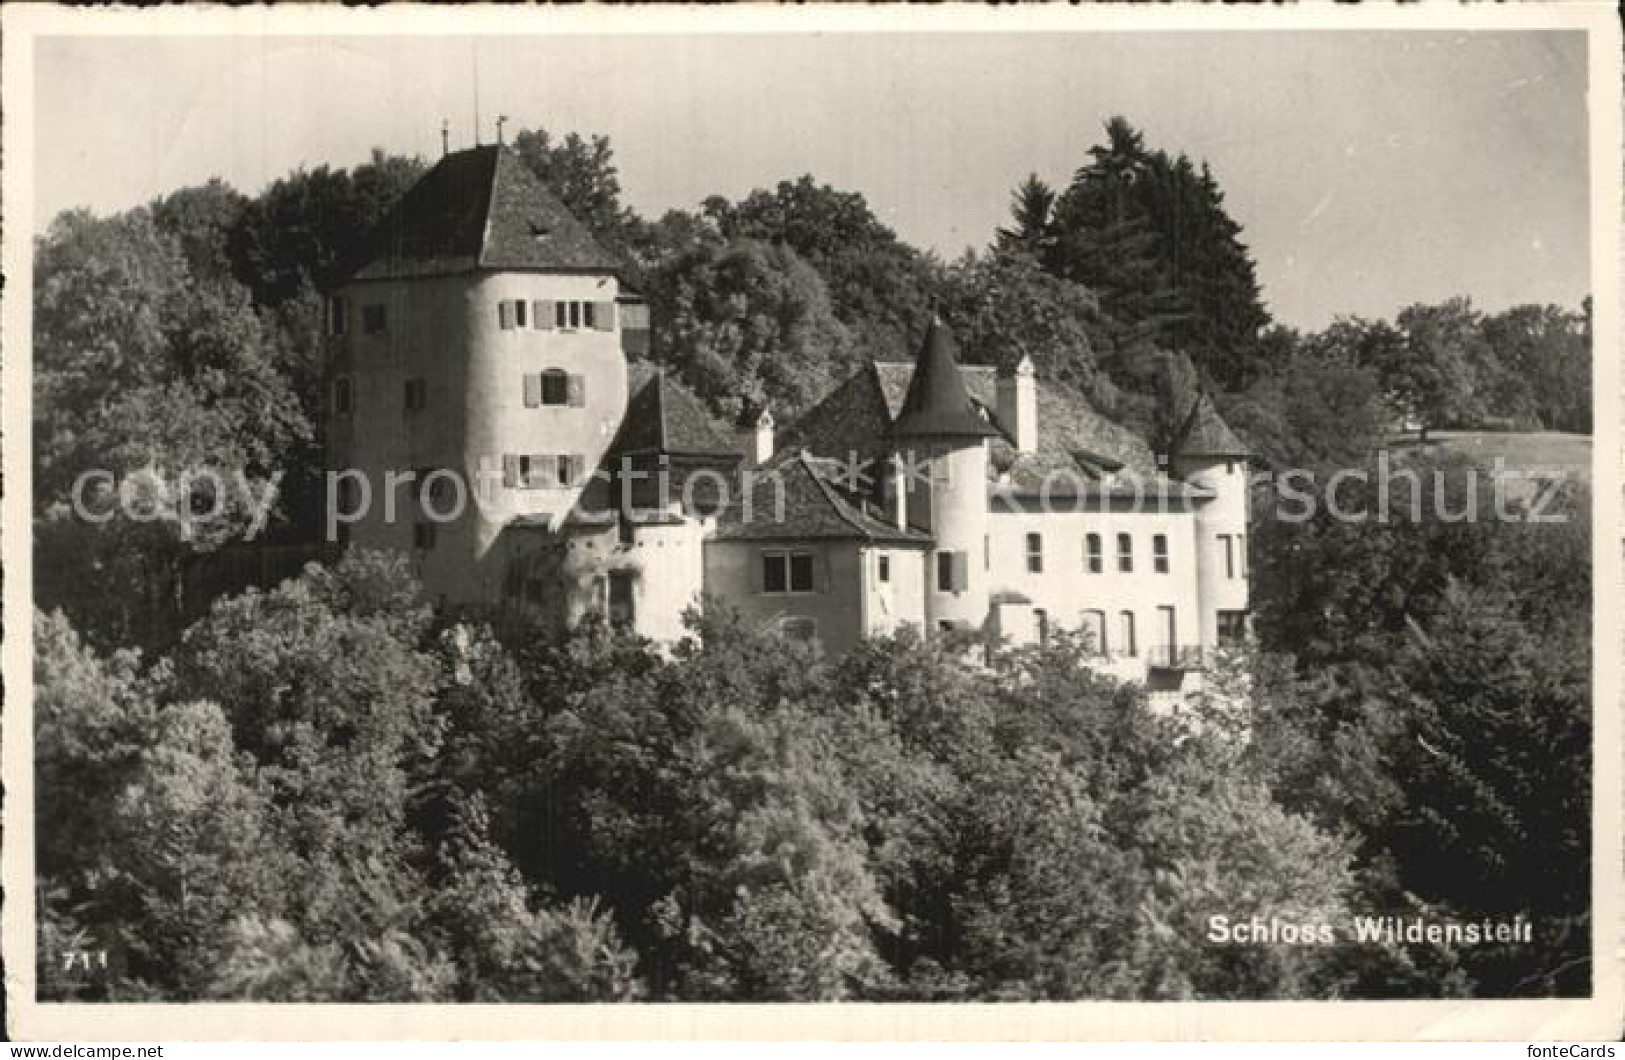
<box><xmin>533</xmin><ymin>454</ymin><xmax>555</xmax><ymax>488</ymax></box>
<box><xmin>523</xmin><ymin>373</ymin><xmax>541</xmax><ymax>408</ymax></box>
<box><xmin>534</xmin><ymin>300</ymin><xmax>553</xmax><ymax>330</ymax></box>
<box><xmin>594</xmin><ymin>301</ymin><xmax>616</xmax><ymax>331</ymax></box>
<box><xmin>498</xmin><ymin>301</ymin><xmax>513</xmax><ymax>330</ymax></box>
<box><xmin>567</xmin><ymin>374</ymin><xmax>586</xmax><ymax>407</ymax></box>
<box><xmin>502</xmin><ymin>455</ymin><xmax>519</xmax><ymax>488</ymax></box>
<box><xmin>951</xmin><ymin>551</ymin><xmax>969</xmax><ymax>592</ymax></box>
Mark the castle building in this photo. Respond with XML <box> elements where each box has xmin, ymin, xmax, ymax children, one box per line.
<box><xmin>324</xmin><ymin>145</ymin><xmax>1252</xmax><ymax>697</ymax></box>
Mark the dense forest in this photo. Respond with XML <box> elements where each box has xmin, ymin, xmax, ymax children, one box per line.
<box><xmin>34</xmin><ymin>118</ymin><xmax>1592</xmax><ymax>1000</ymax></box>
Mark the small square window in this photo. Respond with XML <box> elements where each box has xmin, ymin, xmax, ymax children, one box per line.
<box><xmin>1117</xmin><ymin>533</ymin><xmax>1133</xmax><ymax>573</ymax></box>
<box><xmin>334</xmin><ymin>376</ymin><xmax>354</xmax><ymax>416</ymax></box>
<box><xmin>541</xmin><ymin>370</ymin><xmax>569</xmax><ymax>406</ymax></box>
<box><xmin>780</xmin><ymin>616</ymin><xmax>818</xmax><ymax>643</ymax></box>
<box><xmin>1085</xmin><ymin>533</ymin><xmax>1103</xmax><ymax>574</ymax></box>
<box><xmin>1153</xmin><ymin>534</ymin><xmax>1169</xmax><ymax>574</ymax></box>
<box><xmin>877</xmin><ymin>554</ymin><xmax>891</xmax><ymax>583</ymax></box>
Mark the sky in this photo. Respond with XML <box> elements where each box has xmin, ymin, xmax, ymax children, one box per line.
<box><xmin>33</xmin><ymin>29</ymin><xmax>1590</xmax><ymax>330</ymax></box>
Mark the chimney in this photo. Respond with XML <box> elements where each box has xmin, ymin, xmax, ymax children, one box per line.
<box><xmin>751</xmin><ymin>409</ymin><xmax>775</xmax><ymax>465</ymax></box>
<box><xmin>997</xmin><ymin>354</ymin><xmax>1037</xmax><ymax>454</ymax></box>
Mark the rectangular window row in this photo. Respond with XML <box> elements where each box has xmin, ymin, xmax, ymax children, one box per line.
<box><xmin>497</xmin><ymin>299</ymin><xmax>617</xmax><ymax>332</ymax></box>
<box><xmin>1079</xmin><ymin>608</ymin><xmax>1139</xmax><ymax>658</ymax></box>
<box><xmin>1077</xmin><ymin>532</ymin><xmax>1170</xmax><ymax>574</ymax></box>
<box><xmin>502</xmin><ymin>454</ymin><xmax>587</xmax><ymax>489</ymax></box>
<box><xmin>331</xmin><ymin>375</ymin><xmax>429</xmax><ymax>416</ymax></box>
<box><xmin>523</xmin><ymin>370</ymin><xmax>587</xmax><ymax>408</ymax></box>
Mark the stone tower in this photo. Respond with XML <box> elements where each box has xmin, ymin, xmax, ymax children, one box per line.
<box><xmin>323</xmin><ymin>145</ymin><xmax>630</xmax><ymax>603</ymax></box>
<box><xmin>1165</xmin><ymin>390</ymin><xmax>1253</xmax><ymax>649</ymax></box>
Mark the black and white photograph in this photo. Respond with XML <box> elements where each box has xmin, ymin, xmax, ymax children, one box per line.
<box><xmin>3</xmin><ymin>4</ymin><xmax>1619</xmax><ymax>1042</ymax></box>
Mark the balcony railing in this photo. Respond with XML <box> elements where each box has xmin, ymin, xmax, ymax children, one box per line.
<box><xmin>1145</xmin><ymin>644</ymin><xmax>1208</xmax><ymax>671</ymax></box>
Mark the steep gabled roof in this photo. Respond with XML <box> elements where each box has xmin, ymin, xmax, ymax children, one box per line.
<box><xmin>1168</xmin><ymin>390</ymin><xmax>1252</xmax><ymax>460</ymax></box>
<box><xmin>887</xmin><ymin>318</ymin><xmax>999</xmax><ymax>439</ymax></box>
<box><xmin>871</xmin><ymin>360</ymin><xmax>1183</xmax><ymax>494</ymax></box>
<box><xmin>713</xmin><ymin>451</ymin><xmax>931</xmax><ymax>545</ymax></box>
<box><xmin>607</xmin><ymin>365</ymin><xmax>742</xmax><ymax>458</ymax></box>
<box><xmin>346</xmin><ymin>145</ymin><xmax>619</xmax><ymax>282</ymax></box>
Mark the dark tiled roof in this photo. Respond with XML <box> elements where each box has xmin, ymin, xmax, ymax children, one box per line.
<box><xmin>1169</xmin><ymin>390</ymin><xmax>1252</xmax><ymax>460</ymax></box>
<box><xmin>871</xmin><ymin>361</ymin><xmax>1191</xmax><ymax>497</ymax></box>
<box><xmin>347</xmin><ymin>145</ymin><xmax>619</xmax><ymax>282</ymax></box>
<box><xmin>772</xmin><ymin>364</ymin><xmax>899</xmax><ymax>471</ymax></box>
<box><xmin>607</xmin><ymin>365</ymin><xmax>742</xmax><ymax>458</ymax></box>
<box><xmin>713</xmin><ymin>451</ymin><xmax>932</xmax><ymax>545</ymax></box>
<box><xmin>887</xmin><ymin>319</ymin><xmax>999</xmax><ymax>439</ymax></box>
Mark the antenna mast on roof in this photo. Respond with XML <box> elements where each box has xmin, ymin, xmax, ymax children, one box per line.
<box><xmin>440</xmin><ymin>119</ymin><xmax>449</xmax><ymax>158</ymax></box>
<box><xmin>496</xmin><ymin>115</ymin><xmax>508</xmax><ymax>146</ymax></box>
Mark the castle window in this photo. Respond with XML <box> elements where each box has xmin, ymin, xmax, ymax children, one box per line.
<box><xmin>1085</xmin><ymin>533</ymin><xmax>1102</xmax><ymax>574</ymax></box>
<box><xmin>877</xmin><ymin>554</ymin><xmax>891</xmax><ymax>583</ymax></box>
<box><xmin>1217</xmin><ymin>609</ymin><xmax>1248</xmax><ymax>645</ymax></box>
<box><xmin>1025</xmin><ymin>532</ymin><xmax>1043</xmax><ymax>574</ymax></box>
<box><xmin>1081</xmin><ymin>609</ymin><xmax>1107</xmax><ymax>656</ymax></box>
<box><xmin>569</xmin><ymin>301</ymin><xmax>582</xmax><ymax>329</ymax></box>
<box><xmin>936</xmin><ymin>550</ymin><xmax>968</xmax><ymax>593</ymax></box>
<box><xmin>325</xmin><ymin>295</ymin><xmax>347</xmax><ymax>336</ymax></box>
<box><xmin>583</xmin><ymin>302</ymin><xmax>596</xmax><ymax>329</ymax></box>
<box><xmin>362</xmin><ymin>304</ymin><xmax>387</xmax><ymax>335</ymax></box>
<box><xmin>555</xmin><ymin>301</ymin><xmax>569</xmax><ymax>329</ymax></box>
<box><xmin>404</xmin><ymin>377</ymin><xmax>427</xmax><ymax>414</ymax></box>
<box><xmin>607</xmin><ymin>571</ymin><xmax>635</xmax><ymax>630</ymax></box>
<box><xmin>779</xmin><ymin>616</ymin><xmax>818</xmax><ymax>643</ymax></box>
<box><xmin>1219</xmin><ymin>533</ymin><xmax>1235</xmax><ymax>579</ymax></box>
<box><xmin>541</xmin><ymin>369</ymin><xmax>569</xmax><ymax>406</ymax></box>
<box><xmin>556</xmin><ymin>454</ymin><xmax>582</xmax><ymax>487</ymax></box>
<box><xmin>413</xmin><ymin>521</ymin><xmax>436</xmax><ymax>551</ymax></box>
<box><xmin>333</xmin><ymin>376</ymin><xmax>354</xmax><ymax>416</ymax></box>
<box><xmin>1153</xmin><ymin>534</ymin><xmax>1169</xmax><ymax>573</ymax></box>
<box><xmin>1117</xmin><ymin>533</ymin><xmax>1133</xmax><ymax>573</ymax></box>
<box><xmin>1118</xmin><ymin>610</ymin><xmax>1137</xmax><ymax>657</ymax></box>
<box><xmin>514</xmin><ymin>299</ymin><xmax>528</xmax><ymax>328</ymax></box>
<box><xmin>763</xmin><ymin>551</ymin><xmax>815</xmax><ymax>594</ymax></box>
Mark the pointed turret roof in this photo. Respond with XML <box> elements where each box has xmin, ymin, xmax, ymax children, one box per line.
<box><xmin>344</xmin><ymin>145</ymin><xmax>619</xmax><ymax>282</ymax></box>
<box><xmin>887</xmin><ymin>318</ymin><xmax>999</xmax><ymax>439</ymax></box>
<box><xmin>1168</xmin><ymin>390</ymin><xmax>1251</xmax><ymax>460</ymax></box>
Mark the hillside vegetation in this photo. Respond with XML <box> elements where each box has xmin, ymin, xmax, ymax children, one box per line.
<box><xmin>33</xmin><ymin>119</ymin><xmax>1593</xmax><ymax>1001</ymax></box>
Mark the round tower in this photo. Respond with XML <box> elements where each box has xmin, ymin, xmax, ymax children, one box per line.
<box><xmin>1165</xmin><ymin>391</ymin><xmax>1252</xmax><ymax>650</ymax></box>
<box><xmin>889</xmin><ymin>319</ymin><xmax>998</xmax><ymax>632</ymax></box>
